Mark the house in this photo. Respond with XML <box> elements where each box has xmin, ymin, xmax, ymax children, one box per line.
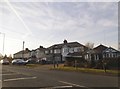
<box><xmin>23</xmin><ymin>48</ymin><xmax>31</xmax><ymax>60</ymax></box>
<box><xmin>30</xmin><ymin>49</ymin><xmax>36</xmax><ymax>58</ymax></box>
<box><xmin>84</xmin><ymin>44</ymin><xmax>108</xmax><ymax>62</ymax></box>
<box><xmin>102</xmin><ymin>47</ymin><xmax>120</xmax><ymax>59</ymax></box>
<box><xmin>45</xmin><ymin>43</ymin><xmax>63</xmax><ymax>63</ymax></box>
<box><xmin>45</xmin><ymin>40</ymin><xmax>88</xmax><ymax>63</ymax></box>
<box><xmin>84</xmin><ymin>44</ymin><xmax>120</xmax><ymax>61</ymax></box>
<box><xmin>13</xmin><ymin>48</ymin><xmax>31</xmax><ymax>60</ymax></box>
<box><xmin>14</xmin><ymin>51</ymin><xmax>23</xmax><ymax>59</ymax></box>
<box><xmin>35</xmin><ymin>46</ymin><xmax>46</xmax><ymax>60</ymax></box>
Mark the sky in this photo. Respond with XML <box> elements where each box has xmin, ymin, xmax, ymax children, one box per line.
<box><xmin>0</xmin><ymin>0</ymin><xmax>119</xmax><ymax>56</ymax></box>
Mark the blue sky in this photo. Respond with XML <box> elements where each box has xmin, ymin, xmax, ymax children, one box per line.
<box><xmin>0</xmin><ymin>0</ymin><xmax>118</xmax><ymax>56</ymax></box>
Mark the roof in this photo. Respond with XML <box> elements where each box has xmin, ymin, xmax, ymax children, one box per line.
<box><xmin>48</xmin><ymin>42</ymin><xmax>87</xmax><ymax>50</ymax></box>
<box><xmin>36</xmin><ymin>47</ymin><xmax>46</xmax><ymax>51</ymax></box>
<box><xmin>103</xmin><ymin>47</ymin><xmax>120</xmax><ymax>53</ymax></box>
<box><xmin>93</xmin><ymin>44</ymin><xmax>108</xmax><ymax>53</ymax></box>
<box><xmin>67</xmin><ymin>52</ymin><xmax>83</xmax><ymax>57</ymax></box>
<box><xmin>14</xmin><ymin>49</ymin><xmax>31</xmax><ymax>55</ymax></box>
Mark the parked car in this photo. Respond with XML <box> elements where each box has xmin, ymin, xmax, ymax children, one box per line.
<box><xmin>26</xmin><ymin>58</ymin><xmax>38</xmax><ymax>64</ymax></box>
<box><xmin>12</xmin><ymin>59</ymin><xmax>27</xmax><ymax>65</ymax></box>
<box><xmin>0</xmin><ymin>59</ymin><xmax>9</xmax><ymax>65</ymax></box>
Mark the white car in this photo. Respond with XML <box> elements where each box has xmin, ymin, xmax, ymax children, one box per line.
<box><xmin>12</xmin><ymin>59</ymin><xmax>27</xmax><ymax>65</ymax></box>
<box><xmin>0</xmin><ymin>59</ymin><xmax>9</xmax><ymax>65</ymax></box>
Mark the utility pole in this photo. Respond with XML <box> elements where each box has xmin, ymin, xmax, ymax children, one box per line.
<box><xmin>22</xmin><ymin>41</ymin><xmax>25</xmax><ymax>59</ymax></box>
<box><xmin>0</xmin><ymin>32</ymin><xmax>5</xmax><ymax>56</ymax></box>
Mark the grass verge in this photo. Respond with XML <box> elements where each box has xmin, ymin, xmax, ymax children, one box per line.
<box><xmin>25</xmin><ymin>64</ymin><xmax>42</xmax><ymax>68</ymax></box>
<box><xmin>50</xmin><ymin>66</ymin><xmax>119</xmax><ymax>76</ymax></box>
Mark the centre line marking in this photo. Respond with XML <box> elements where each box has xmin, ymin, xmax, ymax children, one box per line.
<box><xmin>3</xmin><ymin>77</ymin><xmax>37</xmax><ymax>82</ymax></box>
<box><xmin>58</xmin><ymin>81</ymin><xmax>86</xmax><ymax>87</ymax></box>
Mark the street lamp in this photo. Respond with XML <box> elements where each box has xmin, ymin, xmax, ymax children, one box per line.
<box><xmin>0</xmin><ymin>32</ymin><xmax>5</xmax><ymax>56</ymax></box>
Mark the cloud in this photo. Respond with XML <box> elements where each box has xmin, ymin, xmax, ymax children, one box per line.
<box><xmin>1</xmin><ymin>0</ymin><xmax>119</xmax><ymax>2</ymax></box>
<box><xmin>0</xmin><ymin>2</ymin><xmax>118</xmax><ymax>55</ymax></box>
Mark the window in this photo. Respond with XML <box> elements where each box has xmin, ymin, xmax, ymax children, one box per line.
<box><xmin>45</xmin><ymin>50</ymin><xmax>49</xmax><ymax>54</ymax></box>
<box><xmin>109</xmin><ymin>53</ymin><xmax>111</xmax><ymax>58</ymax></box>
<box><xmin>69</xmin><ymin>48</ymin><xmax>74</xmax><ymax>53</ymax></box>
<box><xmin>50</xmin><ymin>50</ymin><xmax>53</xmax><ymax>53</ymax></box>
<box><xmin>86</xmin><ymin>54</ymin><xmax>89</xmax><ymax>59</ymax></box>
<box><xmin>113</xmin><ymin>53</ymin><xmax>116</xmax><ymax>57</ymax></box>
<box><xmin>54</xmin><ymin>49</ymin><xmax>61</xmax><ymax>54</ymax></box>
<box><xmin>106</xmin><ymin>53</ymin><xmax>109</xmax><ymax>58</ymax></box>
<box><xmin>103</xmin><ymin>54</ymin><xmax>105</xmax><ymax>58</ymax></box>
<box><xmin>96</xmin><ymin>55</ymin><xmax>99</xmax><ymax>60</ymax></box>
<box><xmin>74</xmin><ymin>47</ymin><xmax>80</xmax><ymax>52</ymax></box>
<box><xmin>94</xmin><ymin>55</ymin><xmax>96</xmax><ymax>60</ymax></box>
<box><xmin>89</xmin><ymin>54</ymin><xmax>91</xmax><ymax>60</ymax></box>
<box><xmin>63</xmin><ymin>47</ymin><xmax>68</xmax><ymax>53</ymax></box>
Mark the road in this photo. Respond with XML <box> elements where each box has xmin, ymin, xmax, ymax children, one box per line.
<box><xmin>0</xmin><ymin>64</ymin><xmax>119</xmax><ymax>89</ymax></box>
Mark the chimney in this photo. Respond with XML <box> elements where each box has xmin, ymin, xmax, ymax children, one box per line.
<box><xmin>40</xmin><ymin>46</ymin><xmax>43</xmax><ymax>48</ymax></box>
<box><xmin>63</xmin><ymin>39</ymin><xmax>68</xmax><ymax>44</ymax></box>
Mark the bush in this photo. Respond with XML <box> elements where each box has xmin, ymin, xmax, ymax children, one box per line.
<box><xmin>64</xmin><ymin>57</ymin><xmax>87</xmax><ymax>67</ymax></box>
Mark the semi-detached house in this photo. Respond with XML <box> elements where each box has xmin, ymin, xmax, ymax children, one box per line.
<box><xmin>14</xmin><ymin>48</ymin><xmax>31</xmax><ymax>60</ymax></box>
<box><xmin>45</xmin><ymin>40</ymin><xmax>88</xmax><ymax>63</ymax></box>
<box><xmin>13</xmin><ymin>40</ymin><xmax>88</xmax><ymax>63</ymax></box>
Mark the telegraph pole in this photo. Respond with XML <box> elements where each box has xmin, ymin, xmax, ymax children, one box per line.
<box><xmin>22</xmin><ymin>41</ymin><xmax>25</xmax><ymax>59</ymax></box>
<box><xmin>0</xmin><ymin>32</ymin><xmax>5</xmax><ymax>56</ymax></box>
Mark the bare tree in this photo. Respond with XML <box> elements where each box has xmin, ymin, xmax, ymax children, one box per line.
<box><xmin>8</xmin><ymin>54</ymin><xmax>13</xmax><ymax>62</ymax></box>
<box><xmin>85</xmin><ymin>42</ymin><xmax>94</xmax><ymax>49</ymax></box>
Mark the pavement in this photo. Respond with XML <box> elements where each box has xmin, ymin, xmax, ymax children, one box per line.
<box><xmin>0</xmin><ymin>64</ymin><xmax>119</xmax><ymax>89</ymax></box>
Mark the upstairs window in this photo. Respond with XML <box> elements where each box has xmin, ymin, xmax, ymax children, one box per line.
<box><xmin>62</xmin><ymin>47</ymin><xmax>69</xmax><ymax>53</ymax></box>
<box><xmin>74</xmin><ymin>47</ymin><xmax>80</xmax><ymax>52</ymax></box>
<box><xmin>54</xmin><ymin>49</ymin><xmax>61</xmax><ymax>54</ymax></box>
<box><xmin>69</xmin><ymin>48</ymin><xmax>74</xmax><ymax>53</ymax></box>
<box><xmin>50</xmin><ymin>50</ymin><xmax>53</xmax><ymax>53</ymax></box>
<box><xmin>45</xmin><ymin>50</ymin><xmax>49</xmax><ymax>54</ymax></box>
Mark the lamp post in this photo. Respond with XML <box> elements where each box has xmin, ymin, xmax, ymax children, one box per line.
<box><xmin>0</xmin><ymin>32</ymin><xmax>5</xmax><ymax>56</ymax></box>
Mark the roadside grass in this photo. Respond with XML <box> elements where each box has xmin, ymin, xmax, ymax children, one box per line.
<box><xmin>50</xmin><ymin>66</ymin><xmax>119</xmax><ymax>76</ymax></box>
<box><xmin>25</xmin><ymin>64</ymin><xmax>119</xmax><ymax>76</ymax></box>
<box><xmin>25</xmin><ymin>64</ymin><xmax>42</xmax><ymax>68</ymax></box>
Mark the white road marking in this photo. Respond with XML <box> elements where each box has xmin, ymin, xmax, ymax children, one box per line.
<box><xmin>3</xmin><ymin>77</ymin><xmax>37</xmax><ymax>82</ymax></box>
<box><xmin>1</xmin><ymin>73</ymin><xmax>19</xmax><ymax>76</ymax></box>
<box><xmin>59</xmin><ymin>81</ymin><xmax>86</xmax><ymax>87</ymax></box>
<box><xmin>40</xmin><ymin>86</ymin><xmax>73</xmax><ymax>89</ymax></box>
